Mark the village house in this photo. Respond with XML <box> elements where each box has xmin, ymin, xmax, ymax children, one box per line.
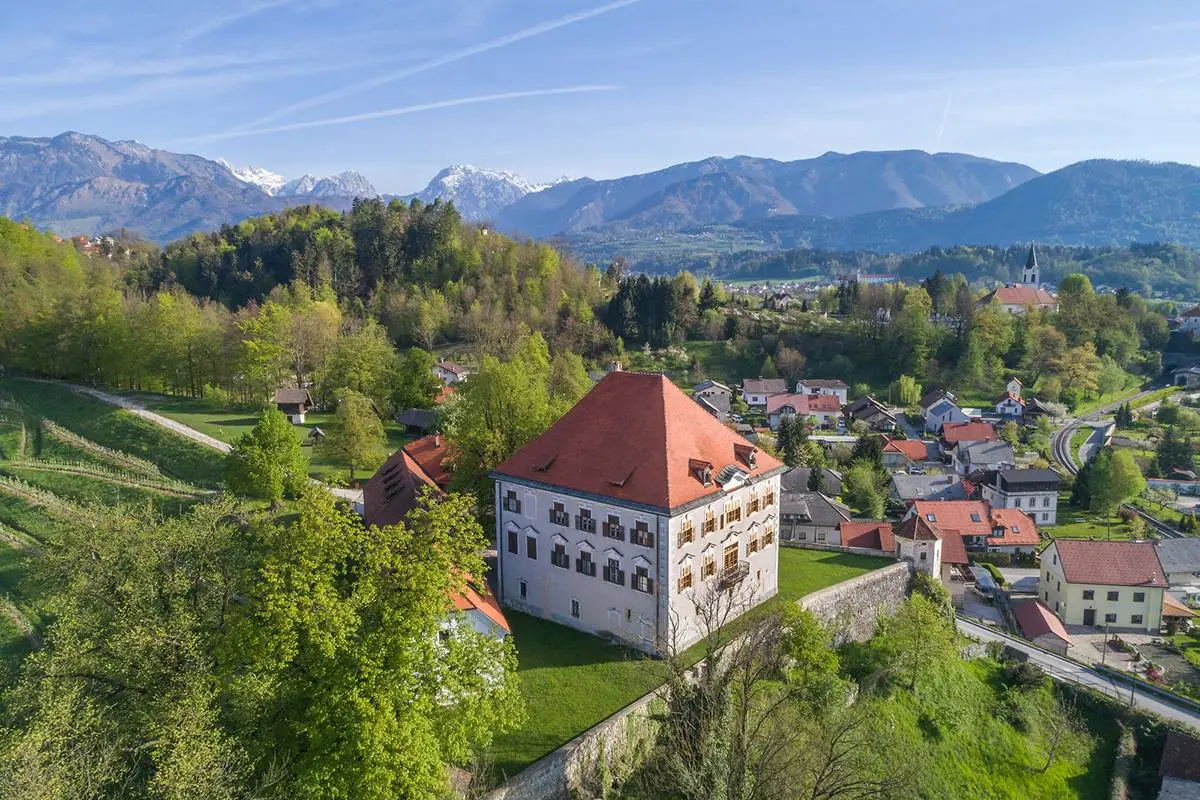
<box><xmin>434</xmin><ymin>359</ymin><xmax>470</xmax><ymax>385</ymax></box>
<box><xmin>1172</xmin><ymin>366</ymin><xmax>1200</xmax><ymax>388</ymax></box>
<box><xmin>779</xmin><ymin>466</ymin><xmax>853</xmax><ymax>544</ymax></box>
<box><xmin>941</xmin><ymin>421</ymin><xmax>998</xmax><ymax>455</ymax></box>
<box><xmin>1178</xmin><ymin>306</ymin><xmax>1200</xmax><ymax>337</ymax></box>
<box><xmin>693</xmin><ymin>380</ymin><xmax>733</xmax><ymax>421</ymax></box>
<box><xmin>1011</xmin><ymin>600</ymin><xmax>1073</xmax><ymax>656</ymax></box>
<box><xmin>890</xmin><ymin>473</ymin><xmax>969</xmax><ymax>504</ymax></box>
<box><xmin>979</xmin><ymin>468</ymin><xmax>1061</xmax><ymax>526</ymax></box>
<box><xmin>1156</xmin><ymin>538</ymin><xmax>1200</xmax><ymax>588</ymax></box>
<box><xmin>795</xmin><ymin>379</ymin><xmax>849</xmax><ymax>406</ymax></box>
<box><xmin>362</xmin><ymin>442</ymin><xmax>508</xmax><ymax>645</ymax></box>
<box><xmin>491</xmin><ymin>371</ymin><xmax>786</xmax><ymax>655</ymax></box>
<box><xmin>765</xmin><ymin>292</ymin><xmax>796</xmax><ymax>310</ymax></box>
<box><xmin>784</xmin><ymin>466</ymin><xmax>843</xmax><ymax>496</ymax></box>
<box><xmin>845</xmin><ymin>395</ymin><xmax>898</xmax><ymax>432</ymax></box>
<box><xmin>1040</xmin><ymin>540</ymin><xmax>1167</xmax><ymax>632</ymax></box>
<box><xmin>741</xmin><ymin>377</ymin><xmax>789</xmax><ymax>407</ymax></box>
<box><xmin>952</xmin><ymin>440</ymin><xmax>1016</xmax><ymax>476</ymax></box>
<box><xmin>995</xmin><ymin>377</ymin><xmax>1026</xmax><ymax>420</ymax></box>
<box><xmin>896</xmin><ymin>500</ymin><xmax>1038</xmax><ymax>582</ymax></box>
<box><xmin>919</xmin><ymin>388</ymin><xmax>955</xmax><ymax>415</ymax></box>
<box><xmin>766</xmin><ymin>393</ymin><xmax>842</xmax><ymax>430</ymax></box>
<box><xmin>881</xmin><ymin>437</ymin><xmax>935</xmax><ymax>471</ymax></box>
<box><xmin>924</xmin><ymin>397</ymin><xmax>969</xmax><ymax>434</ymax></box>
<box><xmin>273</xmin><ymin>387</ymin><xmax>313</xmax><ymax>424</ymax></box>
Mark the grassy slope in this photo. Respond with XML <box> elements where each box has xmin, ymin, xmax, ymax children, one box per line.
<box><xmin>123</xmin><ymin>393</ymin><xmax>411</xmax><ymax>482</ymax></box>
<box><xmin>883</xmin><ymin>659</ymin><xmax>1117</xmax><ymax>799</ymax></box>
<box><xmin>0</xmin><ymin>380</ymin><xmax>224</xmax><ymax>487</ymax></box>
<box><xmin>2</xmin><ymin>466</ymin><xmax>195</xmax><ymax>517</ymax></box>
<box><xmin>489</xmin><ymin>548</ymin><xmax>893</xmax><ymax>777</ymax></box>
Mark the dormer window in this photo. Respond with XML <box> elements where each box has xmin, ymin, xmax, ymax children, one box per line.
<box><xmin>690</xmin><ymin>458</ymin><xmax>714</xmax><ymax>486</ymax></box>
<box><xmin>734</xmin><ymin>443</ymin><xmax>757</xmax><ymax>469</ymax></box>
<box><xmin>970</xmin><ymin>513</ymin><xmax>981</xmax><ymax>523</ymax></box>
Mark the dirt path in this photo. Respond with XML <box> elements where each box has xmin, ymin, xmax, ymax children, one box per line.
<box><xmin>63</xmin><ymin>384</ymin><xmax>364</xmax><ymax>506</ymax></box>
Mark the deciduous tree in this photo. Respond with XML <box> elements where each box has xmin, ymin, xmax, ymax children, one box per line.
<box><xmin>318</xmin><ymin>389</ymin><xmax>388</xmax><ymax>482</ymax></box>
<box><xmin>225</xmin><ymin>407</ymin><xmax>309</xmax><ymax>501</ymax></box>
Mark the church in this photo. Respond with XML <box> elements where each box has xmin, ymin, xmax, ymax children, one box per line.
<box><xmin>975</xmin><ymin>245</ymin><xmax>1058</xmax><ymax>315</ymax></box>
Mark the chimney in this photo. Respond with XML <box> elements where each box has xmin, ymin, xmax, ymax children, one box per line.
<box><xmin>434</xmin><ymin>433</ymin><xmax>443</xmax><ymax>448</ymax></box>
<box><xmin>610</xmin><ymin>360</ymin><xmax>623</xmax><ymax>372</ymax></box>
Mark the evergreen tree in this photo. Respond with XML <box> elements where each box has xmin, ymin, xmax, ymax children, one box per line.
<box><xmin>1156</xmin><ymin>425</ymin><xmax>1195</xmax><ymax>476</ymax></box>
<box><xmin>808</xmin><ymin>467</ymin><xmax>825</xmax><ymax>493</ymax></box>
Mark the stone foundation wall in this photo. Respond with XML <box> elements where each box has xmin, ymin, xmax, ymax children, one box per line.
<box><xmin>483</xmin><ymin>561</ymin><xmax>913</xmax><ymax>800</ymax></box>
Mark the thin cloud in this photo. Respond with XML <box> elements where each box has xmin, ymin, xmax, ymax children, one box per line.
<box><xmin>216</xmin><ymin>0</ymin><xmax>643</xmax><ymax>135</ymax></box>
<box><xmin>179</xmin><ymin>0</ymin><xmax>299</xmax><ymax>43</ymax></box>
<box><xmin>934</xmin><ymin>92</ymin><xmax>952</xmax><ymax>151</ymax></box>
<box><xmin>192</xmin><ymin>85</ymin><xmax>620</xmax><ymax>142</ymax></box>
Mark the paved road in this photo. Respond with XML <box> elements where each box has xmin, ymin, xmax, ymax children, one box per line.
<box><xmin>64</xmin><ymin>384</ymin><xmax>365</xmax><ymax>506</ymax></box>
<box><xmin>957</xmin><ymin>618</ymin><xmax>1200</xmax><ymax>731</ymax></box>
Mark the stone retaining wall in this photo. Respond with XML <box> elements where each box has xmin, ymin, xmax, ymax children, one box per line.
<box><xmin>483</xmin><ymin>562</ymin><xmax>913</xmax><ymax>800</ymax></box>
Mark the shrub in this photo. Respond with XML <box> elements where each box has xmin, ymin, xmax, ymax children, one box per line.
<box><xmin>976</xmin><ymin>561</ymin><xmax>1007</xmax><ymax>583</ymax></box>
<box><xmin>201</xmin><ymin>383</ymin><xmax>234</xmax><ymax>410</ymax></box>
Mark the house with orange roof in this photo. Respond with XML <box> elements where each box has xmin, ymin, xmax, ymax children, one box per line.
<box><xmin>837</xmin><ymin>520</ymin><xmax>896</xmax><ymax>553</ymax></box>
<box><xmin>975</xmin><ymin>246</ymin><xmax>1057</xmax><ymax>315</ymax></box>
<box><xmin>766</xmin><ymin>392</ymin><xmax>842</xmax><ymax>430</ymax></box>
<box><xmin>491</xmin><ymin>370</ymin><xmax>787</xmax><ymax>654</ymax></box>
<box><xmin>881</xmin><ymin>437</ymin><xmax>934</xmax><ymax>471</ymax></box>
<box><xmin>897</xmin><ymin>500</ymin><xmax>1039</xmax><ymax>582</ymax></box>
<box><xmin>363</xmin><ymin>443</ymin><xmax>508</xmax><ymax>642</ymax></box>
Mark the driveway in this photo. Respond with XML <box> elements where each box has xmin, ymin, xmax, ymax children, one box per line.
<box><xmin>64</xmin><ymin>383</ymin><xmax>364</xmax><ymax>506</ymax></box>
<box><xmin>893</xmin><ymin>410</ymin><xmax>925</xmax><ymax>441</ymax></box>
<box><xmin>957</xmin><ymin>618</ymin><xmax>1200</xmax><ymax>732</ymax></box>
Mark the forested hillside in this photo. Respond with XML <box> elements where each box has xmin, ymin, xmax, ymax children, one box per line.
<box><xmin>0</xmin><ymin>203</ymin><xmax>610</xmax><ymax>404</ymax></box>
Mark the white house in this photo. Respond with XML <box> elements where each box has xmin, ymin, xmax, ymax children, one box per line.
<box><xmin>492</xmin><ymin>371</ymin><xmax>786</xmax><ymax>655</ymax></box>
<box><xmin>925</xmin><ymin>398</ymin><xmax>969</xmax><ymax>433</ymax></box>
<box><xmin>795</xmin><ymin>379</ymin><xmax>849</xmax><ymax>406</ymax></box>
<box><xmin>995</xmin><ymin>377</ymin><xmax>1025</xmax><ymax>420</ymax></box>
<box><xmin>434</xmin><ymin>359</ymin><xmax>470</xmax><ymax>385</ymax></box>
<box><xmin>979</xmin><ymin>468</ymin><xmax>1061</xmax><ymax>526</ymax></box>
<box><xmin>1040</xmin><ymin>540</ymin><xmax>1167</xmax><ymax>632</ymax></box>
<box><xmin>741</xmin><ymin>377</ymin><xmax>789</xmax><ymax>407</ymax></box>
<box><xmin>1180</xmin><ymin>306</ymin><xmax>1200</xmax><ymax>336</ymax></box>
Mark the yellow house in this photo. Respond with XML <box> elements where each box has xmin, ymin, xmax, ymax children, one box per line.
<box><xmin>1040</xmin><ymin>540</ymin><xmax>1167</xmax><ymax>632</ymax></box>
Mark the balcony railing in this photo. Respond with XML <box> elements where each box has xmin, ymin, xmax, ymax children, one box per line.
<box><xmin>602</xmin><ymin>522</ymin><xmax>625</xmax><ymax>541</ymax></box>
<box><xmin>576</xmin><ymin>515</ymin><xmax>597</xmax><ymax>534</ymax></box>
<box><xmin>717</xmin><ymin>560</ymin><xmax>750</xmax><ymax>590</ymax></box>
<box><xmin>549</xmin><ymin>509</ymin><xmax>569</xmax><ymax>526</ymax></box>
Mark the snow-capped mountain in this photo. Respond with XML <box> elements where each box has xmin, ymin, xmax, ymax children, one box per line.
<box><xmin>216</xmin><ymin>160</ymin><xmax>287</xmax><ymax>195</ymax></box>
<box><xmin>277</xmin><ymin>171</ymin><xmax>376</xmax><ymax>199</ymax></box>
<box><xmin>407</xmin><ymin>165</ymin><xmax>560</xmax><ymax>221</ymax></box>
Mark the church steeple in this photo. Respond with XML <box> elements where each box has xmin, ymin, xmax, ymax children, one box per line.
<box><xmin>1021</xmin><ymin>243</ymin><xmax>1039</xmax><ymax>286</ymax></box>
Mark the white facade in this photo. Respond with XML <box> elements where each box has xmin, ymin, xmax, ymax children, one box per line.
<box><xmin>434</xmin><ymin>363</ymin><xmax>469</xmax><ymax>384</ymax></box>
<box><xmin>995</xmin><ymin>396</ymin><xmax>1024</xmax><ymax>419</ymax></box>
<box><xmin>896</xmin><ymin>534</ymin><xmax>944</xmax><ymax>580</ymax></box>
<box><xmin>924</xmin><ymin>402</ymin><xmax>968</xmax><ymax>433</ymax></box>
<box><xmin>981</xmin><ymin>484</ymin><xmax>1058</xmax><ymax>526</ymax></box>
<box><xmin>494</xmin><ymin>474</ymin><xmax>782</xmax><ymax>654</ymax></box>
<box><xmin>795</xmin><ymin>381</ymin><xmax>849</xmax><ymax>406</ymax></box>
<box><xmin>1179</xmin><ymin>309</ymin><xmax>1200</xmax><ymax>334</ymax></box>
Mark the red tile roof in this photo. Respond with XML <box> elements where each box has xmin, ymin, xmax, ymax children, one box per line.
<box><xmin>904</xmin><ymin>500</ymin><xmax>1039</xmax><ymax>551</ymax></box>
<box><xmin>438</xmin><ymin>360</ymin><xmax>469</xmax><ymax>376</ymax></box>
<box><xmin>883</xmin><ymin>438</ymin><xmax>929</xmax><ymax>462</ymax></box>
<box><xmin>766</xmin><ymin>393</ymin><xmax>842</xmax><ymax>415</ymax></box>
<box><xmin>1012</xmin><ymin>600</ymin><xmax>1071</xmax><ymax>644</ymax></box>
<box><xmin>1181</xmin><ymin>305</ymin><xmax>1200</xmax><ymax>319</ymax></box>
<box><xmin>404</xmin><ymin>434</ymin><xmax>451</xmax><ymax>489</ymax></box>
<box><xmin>1051</xmin><ymin>539</ymin><xmax>1168</xmax><ymax>587</ymax></box>
<box><xmin>839</xmin><ymin>521</ymin><xmax>895</xmax><ymax>551</ymax></box>
<box><xmin>942</xmin><ymin>421</ymin><xmax>998</xmax><ymax>444</ymax></box>
<box><xmin>363</xmin><ymin>448</ymin><xmax>440</xmax><ymax>528</ymax></box>
<box><xmin>995</xmin><ymin>391</ymin><xmax>1026</xmax><ymax>407</ymax></box>
<box><xmin>435</xmin><ymin>385</ymin><xmax>455</xmax><ymax>405</ymax></box>
<box><xmin>983</xmin><ymin>287</ymin><xmax>1057</xmax><ymax>307</ymax></box>
<box><xmin>452</xmin><ymin>578</ymin><xmax>511</xmax><ymax>634</ymax></box>
<box><xmin>494</xmin><ymin>372</ymin><xmax>785</xmax><ymax>511</ymax></box>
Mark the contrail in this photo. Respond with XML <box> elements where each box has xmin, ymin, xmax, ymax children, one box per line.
<box><xmin>934</xmin><ymin>92</ymin><xmax>953</xmax><ymax>152</ymax></box>
<box><xmin>193</xmin><ymin>85</ymin><xmax>620</xmax><ymax>142</ymax></box>
<box><xmin>179</xmin><ymin>0</ymin><xmax>297</xmax><ymax>43</ymax></box>
<box><xmin>214</xmin><ymin>0</ymin><xmax>643</xmax><ymax>136</ymax></box>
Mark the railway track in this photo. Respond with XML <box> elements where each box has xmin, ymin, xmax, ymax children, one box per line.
<box><xmin>1050</xmin><ymin>389</ymin><xmax>1159</xmax><ymax>475</ymax></box>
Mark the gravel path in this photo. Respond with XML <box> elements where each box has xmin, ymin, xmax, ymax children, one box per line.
<box><xmin>63</xmin><ymin>384</ymin><xmax>364</xmax><ymax>506</ymax></box>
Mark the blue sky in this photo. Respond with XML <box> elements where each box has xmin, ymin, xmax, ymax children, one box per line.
<box><xmin>5</xmin><ymin>0</ymin><xmax>1200</xmax><ymax>193</ymax></box>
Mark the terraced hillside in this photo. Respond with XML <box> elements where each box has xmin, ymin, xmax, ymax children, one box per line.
<box><xmin>0</xmin><ymin>380</ymin><xmax>219</xmax><ymax>683</ymax></box>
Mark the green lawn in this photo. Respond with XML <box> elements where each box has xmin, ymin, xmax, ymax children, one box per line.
<box><xmin>0</xmin><ymin>380</ymin><xmax>225</xmax><ymax>487</ymax></box>
<box><xmin>1069</xmin><ymin>427</ymin><xmax>1092</xmax><ymax>466</ymax></box>
<box><xmin>489</xmin><ymin>548</ymin><xmax>893</xmax><ymax>778</ymax></box>
<box><xmin>682</xmin><ymin>341</ymin><xmax>759</xmax><ymax>387</ymax></box>
<box><xmin>124</xmin><ymin>393</ymin><xmax>411</xmax><ymax>483</ymax></box>
<box><xmin>1046</xmin><ymin>505</ymin><xmax>1147</xmax><ymax>544</ymax></box>
<box><xmin>1170</xmin><ymin>632</ymin><xmax>1200</xmax><ymax>672</ymax></box>
<box><xmin>1071</xmin><ymin>380</ymin><xmax>1144</xmax><ymax>417</ymax></box>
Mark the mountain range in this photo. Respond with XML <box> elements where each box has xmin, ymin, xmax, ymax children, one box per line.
<box><xmin>6</xmin><ymin>131</ymin><xmax>1200</xmax><ymax>257</ymax></box>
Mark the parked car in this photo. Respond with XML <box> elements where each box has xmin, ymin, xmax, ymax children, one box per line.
<box><xmin>907</xmin><ymin>465</ymin><xmax>926</xmax><ymax>475</ymax></box>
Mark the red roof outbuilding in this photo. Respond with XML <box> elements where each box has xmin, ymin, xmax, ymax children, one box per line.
<box><xmin>942</xmin><ymin>421</ymin><xmax>999</xmax><ymax>445</ymax></box>
<box><xmin>838</xmin><ymin>521</ymin><xmax>896</xmax><ymax>551</ymax></box>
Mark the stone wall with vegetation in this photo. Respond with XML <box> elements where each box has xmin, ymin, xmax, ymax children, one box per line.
<box><xmin>483</xmin><ymin>561</ymin><xmax>913</xmax><ymax>800</ymax></box>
